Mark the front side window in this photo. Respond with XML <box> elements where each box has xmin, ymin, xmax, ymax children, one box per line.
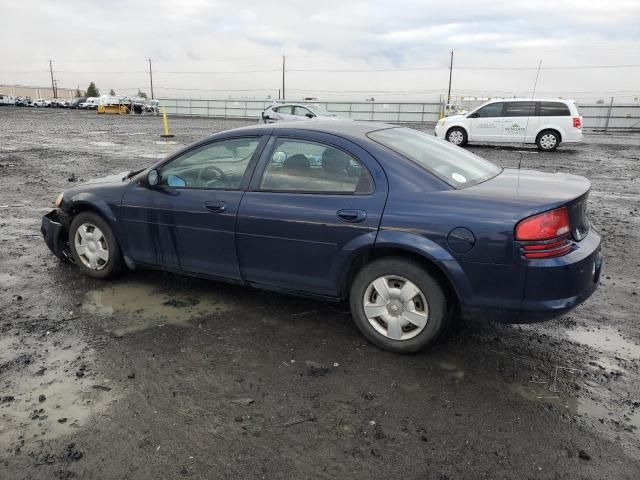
<box><xmin>538</xmin><ymin>101</ymin><xmax>571</xmax><ymax>116</ymax></box>
<box><xmin>473</xmin><ymin>102</ymin><xmax>504</xmax><ymax>118</ymax></box>
<box><xmin>159</xmin><ymin>137</ymin><xmax>260</xmax><ymax>189</ymax></box>
<box><xmin>259</xmin><ymin>139</ymin><xmax>373</xmax><ymax>194</ymax></box>
<box><xmin>503</xmin><ymin>102</ymin><xmax>535</xmax><ymax>117</ymax></box>
<box><xmin>294</xmin><ymin>106</ymin><xmax>313</xmax><ymax>117</ymax></box>
<box><xmin>368</xmin><ymin>127</ymin><xmax>501</xmax><ymax>188</ymax></box>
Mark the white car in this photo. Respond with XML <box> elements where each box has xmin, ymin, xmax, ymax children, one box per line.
<box><xmin>32</xmin><ymin>98</ymin><xmax>47</xmax><ymax>107</ymax></box>
<box><xmin>260</xmin><ymin>103</ymin><xmax>339</xmax><ymax>123</ymax></box>
<box><xmin>79</xmin><ymin>98</ymin><xmax>99</xmax><ymax>109</ymax></box>
<box><xmin>435</xmin><ymin>99</ymin><xmax>583</xmax><ymax>151</ymax></box>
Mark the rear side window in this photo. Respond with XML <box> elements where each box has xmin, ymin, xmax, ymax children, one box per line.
<box><xmin>538</xmin><ymin>102</ymin><xmax>571</xmax><ymax>116</ymax></box>
<box><xmin>504</xmin><ymin>102</ymin><xmax>535</xmax><ymax>117</ymax></box>
<box><xmin>259</xmin><ymin>138</ymin><xmax>373</xmax><ymax>194</ymax></box>
<box><xmin>368</xmin><ymin>128</ymin><xmax>501</xmax><ymax>189</ymax></box>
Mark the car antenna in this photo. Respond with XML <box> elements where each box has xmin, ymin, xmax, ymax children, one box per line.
<box><xmin>517</xmin><ymin>59</ymin><xmax>543</xmax><ymax>190</ymax></box>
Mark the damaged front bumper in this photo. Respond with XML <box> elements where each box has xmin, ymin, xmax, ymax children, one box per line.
<box><xmin>41</xmin><ymin>209</ymin><xmax>72</xmax><ymax>261</ymax></box>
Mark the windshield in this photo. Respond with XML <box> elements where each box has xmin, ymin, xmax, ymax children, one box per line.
<box><xmin>368</xmin><ymin>127</ymin><xmax>501</xmax><ymax>188</ymax></box>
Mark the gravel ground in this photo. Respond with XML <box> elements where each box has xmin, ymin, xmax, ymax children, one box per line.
<box><xmin>0</xmin><ymin>107</ymin><xmax>639</xmax><ymax>479</ymax></box>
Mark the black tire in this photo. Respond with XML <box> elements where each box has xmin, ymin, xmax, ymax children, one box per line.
<box><xmin>536</xmin><ymin>130</ymin><xmax>561</xmax><ymax>151</ymax></box>
<box><xmin>446</xmin><ymin>127</ymin><xmax>468</xmax><ymax>146</ymax></box>
<box><xmin>69</xmin><ymin>212</ymin><xmax>123</xmax><ymax>279</ymax></box>
<box><xmin>349</xmin><ymin>257</ymin><xmax>449</xmax><ymax>353</ymax></box>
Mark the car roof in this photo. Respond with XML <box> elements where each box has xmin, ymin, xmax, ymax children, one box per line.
<box><xmin>486</xmin><ymin>98</ymin><xmax>575</xmax><ymax>103</ymax></box>
<box><xmin>269</xmin><ymin>103</ymin><xmax>317</xmax><ymax>108</ymax></box>
<box><xmin>220</xmin><ymin>120</ymin><xmax>396</xmax><ymax>141</ymax></box>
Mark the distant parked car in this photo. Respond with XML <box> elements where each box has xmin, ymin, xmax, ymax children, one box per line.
<box><xmin>79</xmin><ymin>98</ymin><xmax>99</xmax><ymax>109</ymax></box>
<box><xmin>0</xmin><ymin>94</ymin><xmax>16</xmax><ymax>106</ymax></box>
<box><xmin>261</xmin><ymin>103</ymin><xmax>339</xmax><ymax>123</ymax></box>
<box><xmin>70</xmin><ymin>97</ymin><xmax>86</xmax><ymax>109</ymax></box>
<box><xmin>15</xmin><ymin>97</ymin><xmax>28</xmax><ymax>107</ymax></box>
<box><xmin>33</xmin><ymin>99</ymin><xmax>47</xmax><ymax>107</ymax></box>
<box><xmin>41</xmin><ymin>121</ymin><xmax>601</xmax><ymax>353</ymax></box>
<box><xmin>435</xmin><ymin>98</ymin><xmax>583</xmax><ymax>152</ymax></box>
<box><xmin>59</xmin><ymin>99</ymin><xmax>71</xmax><ymax>108</ymax></box>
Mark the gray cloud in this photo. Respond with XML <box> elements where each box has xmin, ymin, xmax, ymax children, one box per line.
<box><xmin>1</xmin><ymin>0</ymin><xmax>639</xmax><ymax>100</ymax></box>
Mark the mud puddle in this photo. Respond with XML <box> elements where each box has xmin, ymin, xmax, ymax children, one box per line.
<box><xmin>81</xmin><ymin>281</ymin><xmax>233</xmax><ymax>337</ymax></box>
<box><xmin>567</xmin><ymin>326</ymin><xmax>640</xmax><ymax>360</ymax></box>
<box><xmin>0</xmin><ymin>336</ymin><xmax>117</xmax><ymax>450</ymax></box>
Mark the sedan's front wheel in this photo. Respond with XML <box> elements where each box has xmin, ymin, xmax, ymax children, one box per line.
<box><xmin>69</xmin><ymin>212</ymin><xmax>122</xmax><ymax>279</ymax></box>
<box><xmin>349</xmin><ymin>258</ymin><xmax>449</xmax><ymax>353</ymax></box>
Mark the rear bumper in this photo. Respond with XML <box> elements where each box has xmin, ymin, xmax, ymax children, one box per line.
<box><xmin>517</xmin><ymin>230</ymin><xmax>601</xmax><ymax>322</ymax></box>
<box><xmin>461</xmin><ymin>230</ymin><xmax>602</xmax><ymax>324</ymax></box>
<box><xmin>562</xmin><ymin>129</ymin><xmax>584</xmax><ymax>143</ymax></box>
<box><xmin>41</xmin><ymin>209</ymin><xmax>71</xmax><ymax>260</ymax></box>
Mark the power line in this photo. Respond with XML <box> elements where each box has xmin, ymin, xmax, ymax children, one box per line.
<box><xmin>154</xmin><ymin>69</ymin><xmax>280</xmax><ymax>74</ymax></box>
<box><xmin>155</xmin><ymin>86</ymin><xmax>279</xmax><ymax>92</ymax></box>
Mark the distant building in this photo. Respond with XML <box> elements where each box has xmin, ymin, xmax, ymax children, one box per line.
<box><xmin>0</xmin><ymin>84</ymin><xmax>76</xmax><ymax>99</ymax></box>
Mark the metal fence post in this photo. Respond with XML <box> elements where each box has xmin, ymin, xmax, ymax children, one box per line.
<box><xmin>604</xmin><ymin>97</ymin><xmax>614</xmax><ymax>133</ymax></box>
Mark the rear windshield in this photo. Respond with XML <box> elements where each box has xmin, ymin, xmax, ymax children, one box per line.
<box><xmin>368</xmin><ymin>127</ymin><xmax>501</xmax><ymax>188</ymax></box>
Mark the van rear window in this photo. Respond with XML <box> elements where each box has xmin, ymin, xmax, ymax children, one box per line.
<box><xmin>538</xmin><ymin>102</ymin><xmax>571</xmax><ymax>116</ymax></box>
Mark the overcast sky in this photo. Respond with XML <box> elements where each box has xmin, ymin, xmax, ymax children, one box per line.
<box><xmin>2</xmin><ymin>0</ymin><xmax>640</xmax><ymax>101</ymax></box>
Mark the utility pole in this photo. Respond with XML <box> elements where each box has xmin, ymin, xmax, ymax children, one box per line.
<box><xmin>282</xmin><ymin>55</ymin><xmax>286</xmax><ymax>101</ymax></box>
<box><xmin>49</xmin><ymin>59</ymin><xmax>56</xmax><ymax>98</ymax></box>
<box><xmin>447</xmin><ymin>50</ymin><xmax>453</xmax><ymax>105</ymax></box>
<box><xmin>148</xmin><ymin>58</ymin><xmax>154</xmax><ymax>100</ymax></box>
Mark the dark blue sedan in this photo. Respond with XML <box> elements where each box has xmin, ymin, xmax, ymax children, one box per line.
<box><xmin>41</xmin><ymin>121</ymin><xmax>602</xmax><ymax>353</ymax></box>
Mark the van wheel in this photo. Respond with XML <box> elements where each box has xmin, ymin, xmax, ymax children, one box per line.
<box><xmin>446</xmin><ymin>127</ymin><xmax>467</xmax><ymax>146</ymax></box>
<box><xmin>69</xmin><ymin>212</ymin><xmax>123</xmax><ymax>279</ymax></box>
<box><xmin>536</xmin><ymin>130</ymin><xmax>560</xmax><ymax>151</ymax></box>
<box><xmin>349</xmin><ymin>258</ymin><xmax>449</xmax><ymax>353</ymax></box>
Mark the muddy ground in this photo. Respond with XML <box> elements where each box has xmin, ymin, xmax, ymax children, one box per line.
<box><xmin>0</xmin><ymin>107</ymin><xmax>639</xmax><ymax>479</ymax></box>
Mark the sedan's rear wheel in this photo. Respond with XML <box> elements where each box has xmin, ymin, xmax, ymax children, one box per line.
<box><xmin>350</xmin><ymin>258</ymin><xmax>449</xmax><ymax>353</ymax></box>
<box><xmin>69</xmin><ymin>212</ymin><xmax>122</xmax><ymax>279</ymax></box>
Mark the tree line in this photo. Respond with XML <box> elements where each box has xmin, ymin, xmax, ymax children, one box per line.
<box><xmin>81</xmin><ymin>81</ymin><xmax>147</xmax><ymax>99</ymax></box>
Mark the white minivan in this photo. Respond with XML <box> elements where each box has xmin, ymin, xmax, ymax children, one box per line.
<box><xmin>435</xmin><ymin>99</ymin><xmax>583</xmax><ymax>151</ymax></box>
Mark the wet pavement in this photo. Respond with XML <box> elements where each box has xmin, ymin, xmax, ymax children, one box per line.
<box><xmin>0</xmin><ymin>108</ymin><xmax>639</xmax><ymax>479</ymax></box>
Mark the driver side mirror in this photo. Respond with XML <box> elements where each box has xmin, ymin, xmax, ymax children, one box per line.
<box><xmin>305</xmin><ymin>113</ymin><xmax>314</xmax><ymax>118</ymax></box>
<box><xmin>468</xmin><ymin>112</ymin><xmax>479</xmax><ymax>118</ymax></box>
<box><xmin>146</xmin><ymin>169</ymin><xmax>159</xmax><ymax>187</ymax></box>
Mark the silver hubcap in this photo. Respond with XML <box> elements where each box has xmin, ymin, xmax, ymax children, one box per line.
<box><xmin>363</xmin><ymin>275</ymin><xmax>429</xmax><ymax>341</ymax></box>
<box><xmin>540</xmin><ymin>133</ymin><xmax>557</xmax><ymax>149</ymax></box>
<box><xmin>448</xmin><ymin>130</ymin><xmax>464</xmax><ymax>145</ymax></box>
<box><xmin>74</xmin><ymin>223</ymin><xmax>109</xmax><ymax>270</ymax></box>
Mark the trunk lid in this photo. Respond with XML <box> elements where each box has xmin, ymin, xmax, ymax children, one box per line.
<box><xmin>465</xmin><ymin>168</ymin><xmax>591</xmax><ymax>241</ymax></box>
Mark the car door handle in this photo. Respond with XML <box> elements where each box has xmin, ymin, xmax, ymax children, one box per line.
<box><xmin>205</xmin><ymin>201</ymin><xmax>227</xmax><ymax>213</ymax></box>
<box><xmin>337</xmin><ymin>209</ymin><xmax>367</xmax><ymax>223</ymax></box>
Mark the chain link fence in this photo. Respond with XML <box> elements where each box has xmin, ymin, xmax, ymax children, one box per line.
<box><xmin>158</xmin><ymin>98</ymin><xmax>640</xmax><ymax>131</ymax></box>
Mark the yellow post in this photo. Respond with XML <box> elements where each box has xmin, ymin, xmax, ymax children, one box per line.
<box><xmin>160</xmin><ymin>107</ymin><xmax>174</xmax><ymax>138</ymax></box>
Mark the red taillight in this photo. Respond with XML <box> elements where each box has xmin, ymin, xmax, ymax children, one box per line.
<box><xmin>573</xmin><ymin>117</ymin><xmax>581</xmax><ymax>129</ymax></box>
<box><xmin>516</xmin><ymin>207</ymin><xmax>573</xmax><ymax>259</ymax></box>
<box><xmin>516</xmin><ymin>207</ymin><xmax>571</xmax><ymax>241</ymax></box>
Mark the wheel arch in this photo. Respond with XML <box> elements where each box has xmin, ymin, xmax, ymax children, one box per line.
<box><xmin>62</xmin><ymin>194</ymin><xmax>124</xmax><ymax>247</ymax></box>
<box><xmin>446</xmin><ymin>124</ymin><xmax>468</xmax><ymax>138</ymax></box>
<box><xmin>340</xmin><ymin>237</ymin><xmax>468</xmax><ymax>319</ymax></box>
<box><xmin>535</xmin><ymin>127</ymin><xmax>563</xmax><ymax>143</ymax></box>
